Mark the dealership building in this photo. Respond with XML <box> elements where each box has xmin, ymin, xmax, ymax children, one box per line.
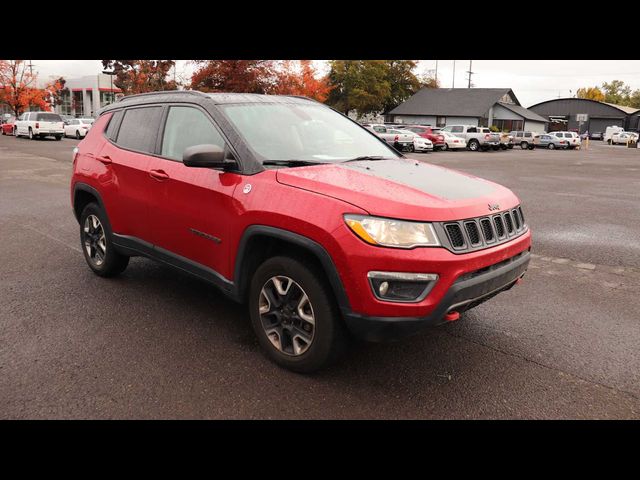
<box><xmin>528</xmin><ymin>98</ymin><xmax>640</xmax><ymax>134</ymax></box>
<box><xmin>385</xmin><ymin>88</ymin><xmax>548</xmax><ymax>132</ymax></box>
<box><xmin>54</xmin><ymin>73</ymin><xmax>123</xmax><ymax>118</ymax></box>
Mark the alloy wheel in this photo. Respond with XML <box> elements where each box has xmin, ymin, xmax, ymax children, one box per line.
<box><xmin>83</xmin><ymin>214</ymin><xmax>106</xmax><ymax>266</ymax></box>
<box><xmin>258</xmin><ymin>276</ymin><xmax>315</xmax><ymax>356</ymax></box>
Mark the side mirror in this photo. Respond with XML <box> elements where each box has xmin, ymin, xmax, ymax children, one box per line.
<box><xmin>183</xmin><ymin>144</ymin><xmax>236</xmax><ymax>170</ymax></box>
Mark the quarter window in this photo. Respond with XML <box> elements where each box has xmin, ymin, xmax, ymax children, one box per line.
<box><xmin>105</xmin><ymin>110</ymin><xmax>123</xmax><ymax>140</ymax></box>
<box><xmin>115</xmin><ymin>107</ymin><xmax>163</xmax><ymax>153</ymax></box>
<box><xmin>161</xmin><ymin>106</ymin><xmax>225</xmax><ymax>161</ymax></box>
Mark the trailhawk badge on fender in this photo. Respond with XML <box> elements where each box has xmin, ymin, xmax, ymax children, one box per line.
<box><xmin>488</xmin><ymin>203</ymin><xmax>500</xmax><ymax>211</ymax></box>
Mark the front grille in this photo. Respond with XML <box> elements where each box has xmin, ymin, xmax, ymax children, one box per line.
<box><xmin>512</xmin><ymin>209</ymin><xmax>521</xmax><ymax>229</ymax></box>
<box><xmin>504</xmin><ymin>212</ymin><xmax>514</xmax><ymax>234</ymax></box>
<box><xmin>494</xmin><ymin>216</ymin><xmax>505</xmax><ymax>237</ymax></box>
<box><xmin>436</xmin><ymin>205</ymin><xmax>528</xmax><ymax>253</ymax></box>
<box><xmin>465</xmin><ymin>222</ymin><xmax>481</xmax><ymax>245</ymax></box>
<box><xmin>445</xmin><ymin>224</ymin><xmax>465</xmax><ymax>248</ymax></box>
<box><xmin>480</xmin><ymin>218</ymin><xmax>494</xmax><ymax>242</ymax></box>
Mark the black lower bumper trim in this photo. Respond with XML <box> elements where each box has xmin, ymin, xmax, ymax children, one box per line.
<box><xmin>343</xmin><ymin>250</ymin><xmax>530</xmax><ymax>342</ymax></box>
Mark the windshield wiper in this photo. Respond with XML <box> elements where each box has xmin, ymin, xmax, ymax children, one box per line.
<box><xmin>262</xmin><ymin>160</ymin><xmax>324</xmax><ymax>167</ymax></box>
<box><xmin>342</xmin><ymin>156</ymin><xmax>392</xmax><ymax>163</ymax></box>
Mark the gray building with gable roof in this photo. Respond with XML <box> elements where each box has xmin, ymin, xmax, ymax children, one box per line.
<box><xmin>385</xmin><ymin>88</ymin><xmax>548</xmax><ymax>132</ymax></box>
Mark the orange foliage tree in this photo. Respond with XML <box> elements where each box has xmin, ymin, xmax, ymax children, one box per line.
<box><xmin>0</xmin><ymin>60</ymin><xmax>53</xmax><ymax>116</ymax></box>
<box><xmin>101</xmin><ymin>60</ymin><xmax>177</xmax><ymax>95</ymax></box>
<box><xmin>273</xmin><ymin>60</ymin><xmax>333</xmax><ymax>102</ymax></box>
<box><xmin>189</xmin><ymin>60</ymin><xmax>332</xmax><ymax>101</ymax></box>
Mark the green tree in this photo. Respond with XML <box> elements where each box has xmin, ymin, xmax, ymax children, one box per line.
<box><xmin>325</xmin><ymin>60</ymin><xmax>391</xmax><ymax>117</ymax></box>
<box><xmin>381</xmin><ymin>60</ymin><xmax>422</xmax><ymax>113</ymax></box>
<box><xmin>576</xmin><ymin>86</ymin><xmax>605</xmax><ymax>102</ymax></box>
<box><xmin>628</xmin><ymin>89</ymin><xmax>640</xmax><ymax>109</ymax></box>
<box><xmin>601</xmin><ymin>80</ymin><xmax>632</xmax><ymax>105</ymax></box>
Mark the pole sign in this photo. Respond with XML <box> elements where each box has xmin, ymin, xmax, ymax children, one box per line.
<box><xmin>576</xmin><ymin>114</ymin><xmax>588</xmax><ymax>122</ymax></box>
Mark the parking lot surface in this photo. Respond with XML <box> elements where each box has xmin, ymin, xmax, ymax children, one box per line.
<box><xmin>1</xmin><ymin>135</ymin><xmax>639</xmax><ymax>419</ymax></box>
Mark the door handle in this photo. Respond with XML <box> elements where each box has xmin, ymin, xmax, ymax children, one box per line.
<box><xmin>97</xmin><ymin>155</ymin><xmax>112</xmax><ymax>165</ymax></box>
<box><xmin>149</xmin><ymin>169</ymin><xmax>170</xmax><ymax>181</ymax></box>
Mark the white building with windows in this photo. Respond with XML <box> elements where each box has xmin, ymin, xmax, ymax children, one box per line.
<box><xmin>55</xmin><ymin>73</ymin><xmax>123</xmax><ymax>118</ymax></box>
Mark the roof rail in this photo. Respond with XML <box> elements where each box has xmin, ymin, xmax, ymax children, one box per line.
<box><xmin>117</xmin><ymin>90</ymin><xmax>209</xmax><ymax>103</ymax></box>
<box><xmin>284</xmin><ymin>94</ymin><xmax>317</xmax><ymax>103</ymax></box>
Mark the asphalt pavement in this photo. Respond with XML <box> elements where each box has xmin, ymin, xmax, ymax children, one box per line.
<box><xmin>1</xmin><ymin>135</ymin><xmax>639</xmax><ymax>419</ymax></box>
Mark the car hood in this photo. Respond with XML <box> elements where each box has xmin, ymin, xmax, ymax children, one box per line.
<box><xmin>276</xmin><ymin>158</ymin><xmax>520</xmax><ymax>221</ymax></box>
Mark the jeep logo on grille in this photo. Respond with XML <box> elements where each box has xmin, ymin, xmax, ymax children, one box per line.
<box><xmin>488</xmin><ymin>203</ymin><xmax>500</xmax><ymax>211</ymax></box>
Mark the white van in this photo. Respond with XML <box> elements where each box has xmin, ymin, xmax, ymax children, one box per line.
<box><xmin>604</xmin><ymin>126</ymin><xmax>624</xmax><ymax>143</ymax></box>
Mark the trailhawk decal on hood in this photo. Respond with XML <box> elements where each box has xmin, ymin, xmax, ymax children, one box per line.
<box><xmin>338</xmin><ymin>159</ymin><xmax>495</xmax><ymax>200</ymax></box>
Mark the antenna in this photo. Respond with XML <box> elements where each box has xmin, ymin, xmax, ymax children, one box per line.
<box><xmin>466</xmin><ymin>60</ymin><xmax>474</xmax><ymax>88</ymax></box>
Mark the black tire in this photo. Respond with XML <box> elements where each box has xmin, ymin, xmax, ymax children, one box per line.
<box><xmin>249</xmin><ymin>255</ymin><xmax>348</xmax><ymax>373</ymax></box>
<box><xmin>408</xmin><ymin>144</ymin><xmax>415</xmax><ymax>152</ymax></box>
<box><xmin>608</xmin><ymin>139</ymin><xmax>613</xmax><ymax>145</ymax></box>
<box><xmin>55</xmin><ymin>135</ymin><xmax>62</xmax><ymax>141</ymax></box>
<box><xmin>28</xmin><ymin>128</ymin><xmax>34</xmax><ymax>140</ymax></box>
<box><xmin>76</xmin><ymin>130</ymin><xmax>81</xmax><ymax>139</ymax></box>
<box><xmin>500</xmin><ymin>144</ymin><xmax>507</xmax><ymax>150</ymax></box>
<box><xmin>468</xmin><ymin>139</ymin><xmax>479</xmax><ymax>151</ymax></box>
<box><xmin>520</xmin><ymin>141</ymin><xmax>528</xmax><ymax>150</ymax></box>
<box><xmin>441</xmin><ymin>143</ymin><xmax>448</xmax><ymax>151</ymax></box>
<box><xmin>548</xmin><ymin>143</ymin><xmax>555</xmax><ymax>150</ymax></box>
<box><xmin>79</xmin><ymin>202</ymin><xmax>129</xmax><ymax>277</ymax></box>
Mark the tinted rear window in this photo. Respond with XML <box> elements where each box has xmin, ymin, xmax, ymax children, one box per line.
<box><xmin>115</xmin><ymin>107</ymin><xmax>163</xmax><ymax>153</ymax></box>
<box><xmin>36</xmin><ymin>113</ymin><xmax>62</xmax><ymax>122</ymax></box>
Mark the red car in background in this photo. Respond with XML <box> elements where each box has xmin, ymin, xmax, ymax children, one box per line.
<box><xmin>401</xmin><ymin>125</ymin><xmax>446</xmax><ymax>150</ymax></box>
<box><xmin>1</xmin><ymin>116</ymin><xmax>16</xmax><ymax>135</ymax></box>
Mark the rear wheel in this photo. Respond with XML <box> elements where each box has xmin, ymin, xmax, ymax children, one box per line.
<box><xmin>79</xmin><ymin>203</ymin><xmax>129</xmax><ymax>277</ymax></box>
<box><xmin>249</xmin><ymin>256</ymin><xmax>348</xmax><ymax>373</ymax></box>
<box><xmin>28</xmin><ymin>128</ymin><xmax>34</xmax><ymax>140</ymax></box>
<box><xmin>76</xmin><ymin>130</ymin><xmax>81</xmax><ymax>139</ymax></box>
<box><xmin>468</xmin><ymin>139</ymin><xmax>479</xmax><ymax>151</ymax></box>
<box><xmin>55</xmin><ymin>135</ymin><xmax>62</xmax><ymax>141</ymax></box>
<box><xmin>548</xmin><ymin>143</ymin><xmax>555</xmax><ymax>150</ymax></box>
<box><xmin>520</xmin><ymin>141</ymin><xmax>528</xmax><ymax>150</ymax></box>
<box><xmin>441</xmin><ymin>143</ymin><xmax>448</xmax><ymax>151</ymax></box>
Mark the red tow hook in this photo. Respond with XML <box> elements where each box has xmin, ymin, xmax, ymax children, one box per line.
<box><xmin>444</xmin><ymin>311</ymin><xmax>460</xmax><ymax>322</ymax></box>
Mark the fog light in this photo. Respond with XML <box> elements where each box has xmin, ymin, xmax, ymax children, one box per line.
<box><xmin>368</xmin><ymin>271</ymin><xmax>438</xmax><ymax>303</ymax></box>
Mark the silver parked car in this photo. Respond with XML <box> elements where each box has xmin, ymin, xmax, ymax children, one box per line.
<box><xmin>532</xmin><ymin>133</ymin><xmax>568</xmax><ymax>149</ymax></box>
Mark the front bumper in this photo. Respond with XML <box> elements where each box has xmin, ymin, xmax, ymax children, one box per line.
<box><xmin>344</xmin><ymin>248</ymin><xmax>530</xmax><ymax>341</ymax></box>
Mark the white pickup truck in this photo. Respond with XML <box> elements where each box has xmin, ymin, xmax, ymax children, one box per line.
<box><xmin>14</xmin><ymin>111</ymin><xmax>65</xmax><ymax>140</ymax></box>
<box><xmin>440</xmin><ymin>125</ymin><xmax>501</xmax><ymax>151</ymax></box>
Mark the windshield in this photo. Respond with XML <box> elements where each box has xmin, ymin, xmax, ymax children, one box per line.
<box><xmin>221</xmin><ymin>103</ymin><xmax>399</xmax><ymax>163</ymax></box>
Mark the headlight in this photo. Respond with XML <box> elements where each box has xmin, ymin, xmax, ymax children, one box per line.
<box><xmin>344</xmin><ymin>214</ymin><xmax>440</xmax><ymax>248</ymax></box>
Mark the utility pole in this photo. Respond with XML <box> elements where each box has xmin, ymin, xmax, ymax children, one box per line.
<box><xmin>435</xmin><ymin>60</ymin><xmax>438</xmax><ymax>86</ymax></box>
<box><xmin>466</xmin><ymin>60</ymin><xmax>474</xmax><ymax>88</ymax></box>
<box><xmin>452</xmin><ymin>60</ymin><xmax>456</xmax><ymax>88</ymax></box>
<box><xmin>27</xmin><ymin>60</ymin><xmax>35</xmax><ymax>75</ymax></box>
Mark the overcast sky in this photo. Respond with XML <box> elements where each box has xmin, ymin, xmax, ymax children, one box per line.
<box><xmin>31</xmin><ymin>60</ymin><xmax>640</xmax><ymax>108</ymax></box>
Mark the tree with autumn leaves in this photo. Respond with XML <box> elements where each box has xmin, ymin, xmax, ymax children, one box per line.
<box><xmin>101</xmin><ymin>60</ymin><xmax>178</xmax><ymax>95</ymax></box>
<box><xmin>0</xmin><ymin>60</ymin><xmax>67</xmax><ymax>116</ymax></box>
<box><xmin>189</xmin><ymin>60</ymin><xmax>332</xmax><ymax>102</ymax></box>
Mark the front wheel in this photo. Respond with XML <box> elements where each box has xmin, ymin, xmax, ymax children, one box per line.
<box><xmin>55</xmin><ymin>135</ymin><xmax>62</xmax><ymax>141</ymax></box>
<box><xmin>441</xmin><ymin>143</ymin><xmax>448</xmax><ymax>151</ymax></box>
<box><xmin>249</xmin><ymin>256</ymin><xmax>348</xmax><ymax>373</ymax></box>
<box><xmin>79</xmin><ymin>203</ymin><xmax>129</xmax><ymax>277</ymax></box>
<box><xmin>548</xmin><ymin>143</ymin><xmax>555</xmax><ymax>150</ymax></box>
<box><xmin>520</xmin><ymin>141</ymin><xmax>528</xmax><ymax>150</ymax></box>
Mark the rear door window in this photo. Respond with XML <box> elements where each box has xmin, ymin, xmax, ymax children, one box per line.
<box><xmin>115</xmin><ymin>107</ymin><xmax>163</xmax><ymax>153</ymax></box>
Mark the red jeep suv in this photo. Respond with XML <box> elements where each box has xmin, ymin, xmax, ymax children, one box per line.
<box><xmin>71</xmin><ymin>91</ymin><xmax>531</xmax><ymax>372</ymax></box>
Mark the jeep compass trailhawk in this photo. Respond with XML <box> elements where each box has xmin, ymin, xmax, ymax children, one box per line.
<box><xmin>71</xmin><ymin>91</ymin><xmax>531</xmax><ymax>372</ymax></box>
